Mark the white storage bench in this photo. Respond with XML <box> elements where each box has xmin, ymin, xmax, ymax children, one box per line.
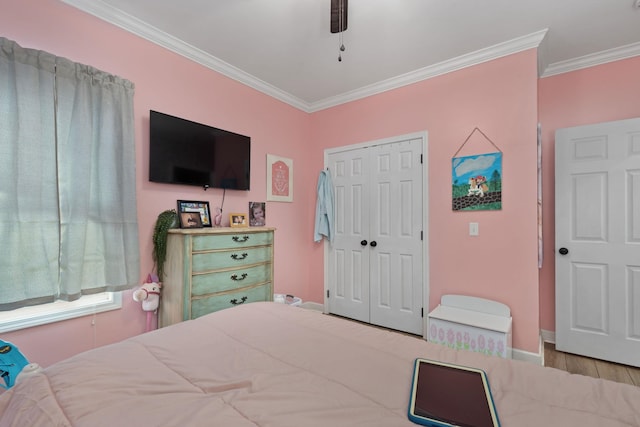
<box><xmin>427</xmin><ymin>294</ymin><xmax>512</xmax><ymax>358</ymax></box>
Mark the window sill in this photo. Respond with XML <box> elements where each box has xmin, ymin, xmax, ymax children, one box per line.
<box><xmin>0</xmin><ymin>293</ymin><xmax>122</xmax><ymax>333</ymax></box>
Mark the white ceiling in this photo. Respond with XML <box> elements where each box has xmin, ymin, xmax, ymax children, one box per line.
<box><xmin>62</xmin><ymin>0</ymin><xmax>640</xmax><ymax>112</ymax></box>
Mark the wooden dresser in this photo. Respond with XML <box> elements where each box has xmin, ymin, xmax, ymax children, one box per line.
<box><xmin>160</xmin><ymin>227</ymin><xmax>275</xmax><ymax>327</ymax></box>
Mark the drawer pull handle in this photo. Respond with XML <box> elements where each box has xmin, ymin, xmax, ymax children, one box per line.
<box><xmin>231</xmin><ymin>252</ymin><xmax>248</xmax><ymax>260</ymax></box>
<box><xmin>230</xmin><ymin>296</ymin><xmax>248</xmax><ymax>305</ymax></box>
<box><xmin>231</xmin><ymin>273</ymin><xmax>248</xmax><ymax>281</ymax></box>
<box><xmin>232</xmin><ymin>235</ymin><xmax>250</xmax><ymax>243</ymax></box>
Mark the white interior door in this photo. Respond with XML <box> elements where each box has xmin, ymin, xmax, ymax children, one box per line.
<box><xmin>327</xmin><ymin>135</ymin><xmax>424</xmax><ymax>334</ymax></box>
<box><xmin>555</xmin><ymin>117</ymin><xmax>640</xmax><ymax>367</ymax></box>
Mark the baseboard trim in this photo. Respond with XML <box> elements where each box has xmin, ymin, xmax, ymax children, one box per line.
<box><xmin>512</xmin><ymin>333</ymin><xmax>544</xmax><ymax>366</ymax></box>
<box><xmin>299</xmin><ymin>301</ymin><xmax>324</xmax><ymax>312</ymax></box>
<box><xmin>541</xmin><ymin>329</ymin><xmax>556</xmax><ymax>344</ymax></box>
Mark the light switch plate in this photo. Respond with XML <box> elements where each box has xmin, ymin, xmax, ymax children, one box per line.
<box><xmin>469</xmin><ymin>222</ymin><xmax>479</xmax><ymax>236</ymax></box>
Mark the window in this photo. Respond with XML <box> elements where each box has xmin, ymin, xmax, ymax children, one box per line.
<box><xmin>0</xmin><ymin>293</ymin><xmax>122</xmax><ymax>334</ymax></box>
<box><xmin>0</xmin><ymin>37</ymin><xmax>139</xmax><ymax>312</ymax></box>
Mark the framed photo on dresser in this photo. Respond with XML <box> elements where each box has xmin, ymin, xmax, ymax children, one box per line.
<box><xmin>230</xmin><ymin>213</ymin><xmax>247</xmax><ymax>228</ymax></box>
<box><xmin>179</xmin><ymin>212</ymin><xmax>202</xmax><ymax>229</ymax></box>
<box><xmin>177</xmin><ymin>200</ymin><xmax>212</xmax><ymax>227</ymax></box>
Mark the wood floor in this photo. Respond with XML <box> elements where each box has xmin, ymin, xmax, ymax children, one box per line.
<box><xmin>544</xmin><ymin>342</ymin><xmax>640</xmax><ymax>387</ymax></box>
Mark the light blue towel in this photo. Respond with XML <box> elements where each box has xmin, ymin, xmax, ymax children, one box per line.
<box><xmin>314</xmin><ymin>170</ymin><xmax>335</xmax><ymax>242</ymax></box>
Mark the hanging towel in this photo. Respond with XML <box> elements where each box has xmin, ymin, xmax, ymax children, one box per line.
<box><xmin>314</xmin><ymin>169</ymin><xmax>335</xmax><ymax>243</ymax></box>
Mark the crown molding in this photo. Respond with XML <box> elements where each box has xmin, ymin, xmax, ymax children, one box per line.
<box><xmin>66</xmin><ymin>0</ymin><xmax>640</xmax><ymax>112</ymax></box>
<box><xmin>60</xmin><ymin>0</ymin><xmax>311</xmax><ymax>111</ymax></box>
<box><xmin>309</xmin><ymin>30</ymin><xmax>548</xmax><ymax>112</ymax></box>
<box><xmin>541</xmin><ymin>41</ymin><xmax>640</xmax><ymax>78</ymax></box>
<box><xmin>61</xmin><ymin>1</ymin><xmax>553</xmax><ymax>112</ymax></box>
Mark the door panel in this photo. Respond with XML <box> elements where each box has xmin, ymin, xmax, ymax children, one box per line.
<box><xmin>572</xmin><ymin>173</ymin><xmax>606</xmax><ymax>241</ymax></box>
<box><xmin>631</xmin><ymin>268</ymin><xmax>640</xmax><ymax>340</ymax></box>
<box><xmin>328</xmin><ymin>136</ymin><xmax>423</xmax><ymax>334</ymax></box>
<box><xmin>369</xmin><ymin>139</ymin><xmax>423</xmax><ymax>334</ymax></box>
<box><xmin>571</xmin><ymin>262</ymin><xmax>607</xmax><ymax>333</ymax></box>
<box><xmin>556</xmin><ymin>117</ymin><xmax>640</xmax><ymax>367</ymax></box>
<box><xmin>329</xmin><ymin>148</ymin><xmax>370</xmax><ymax>322</ymax></box>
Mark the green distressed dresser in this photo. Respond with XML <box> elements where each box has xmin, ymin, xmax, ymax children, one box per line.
<box><xmin>160</xmin><ymin>227</ymin><xmax>275</xmax><ymax>327</ymax></box>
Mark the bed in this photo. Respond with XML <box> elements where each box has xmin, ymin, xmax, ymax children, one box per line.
<box><xmin>1</xmin><ymin>302</ymin><xmax>639</xmax><ymax>426</ymax></box>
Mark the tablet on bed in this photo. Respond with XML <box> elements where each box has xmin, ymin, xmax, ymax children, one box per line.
<box><xmin>408</xmin><ymin>358</ymin><xmax>500</xmax><ymax>427</ymax></box>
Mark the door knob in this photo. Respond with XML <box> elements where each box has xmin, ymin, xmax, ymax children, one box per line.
<box><xmin>370</xmin><ymin>241</ymin><xmax>377</xmax><ymax>247</ymax></box>
<box><xmin>559</xmin><ymin>247</ymin><xmax>569</xmax><ymax>255</ymax></box>
<box><xmin>360</xmin><ymin>240</ymin><xmax>368</xmax><ymax>246</ymax></box>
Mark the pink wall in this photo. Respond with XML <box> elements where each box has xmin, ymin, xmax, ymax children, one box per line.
<box><xmin>1</xmin><ymin>0</ymin><xmax>316</xmax><ymax>366</ymax></box>
<box><xmin>6</xmin><ymin>0</ymin><xmax>627</xmax><ymax>363</ymax></box>
<box><xmin>309</xmin><ymin>51</ymin><xmax>541</xmax><ymax>352</ymax></box>
<box><xmin>538</xmin><ymin>56</ymin><xmax>640</xmax><ymax>332</ymax></box>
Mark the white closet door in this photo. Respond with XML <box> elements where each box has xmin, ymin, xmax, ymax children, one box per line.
<box><xmin>327</xmin><ymin>136</ymin><xmax>424</xmax><ymax>334</ymax></box>
<box><xmin>369</xmin><ymin>139</ymin><xmax>423</xmax><ymax>334</ymax></box>
<box><xmin>328</xmin><ymin>147</ymin><xmax>370</xmax><ymax>323</ymax></box>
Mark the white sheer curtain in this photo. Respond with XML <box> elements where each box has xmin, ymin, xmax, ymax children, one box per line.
<box><xmin>0</xmin><ymin>38</ymin><xmax>139</xmax><ymax>310</ymax></box>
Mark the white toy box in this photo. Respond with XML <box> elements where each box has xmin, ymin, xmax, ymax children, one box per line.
<box><xmin>427</xmin><ymin>294</ymin><xmax>512</xmax><ymax>359</ymax></box>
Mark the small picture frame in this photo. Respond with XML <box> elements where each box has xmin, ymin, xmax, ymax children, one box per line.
<box><xmin>177</xmin><ymin>200</ymin><xmax>212</xmax><ymax>227</ymax></box>
<box><xmin>229</xmin><ymin>213</ymin><xmax>248</xmax><ymax>228</ymax></box>
<box><xmin>179</xmin><ymin>211</ymin><xmax>203</xmax><ymax>228</ymax></box>
<box><xmin>249</xmin><ymin>201</ymin><xmax>266</xmax><ymax>226</ymax></box>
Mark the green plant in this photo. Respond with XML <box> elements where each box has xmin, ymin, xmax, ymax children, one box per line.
<box><xmin>152</xmin><ymin>209</ymin><xmax>178</xmax><ymax>281</ymax></box>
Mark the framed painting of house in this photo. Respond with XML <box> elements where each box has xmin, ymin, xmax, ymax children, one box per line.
<box><xmin>452</xmin><ymin>152</ymin><xmax>502</xmax><ymax>211</ymax></box>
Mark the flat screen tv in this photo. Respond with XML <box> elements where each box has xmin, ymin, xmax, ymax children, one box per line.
<box><xmin>149</xmin><ymin>110</ymin><xmax>250</xmax><ymax>190</ymax></box>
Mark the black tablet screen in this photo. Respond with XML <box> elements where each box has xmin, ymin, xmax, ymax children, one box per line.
<box><xmin>413</xmin><ymin>360</ymin><xmax>496</xmax><ymax>427</ymax></box>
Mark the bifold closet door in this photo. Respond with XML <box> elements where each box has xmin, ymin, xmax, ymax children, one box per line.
<box><xmin>368</xmin><ymin>140</ymin><xmax>423</xmax><ymax>334</ymax></box>
<box><xmin>328</xmin><ymin>146</ymin><xmax>370</xmax><ymax>323</ymax></box>
<box><xmin>327</xmin><ymin>137</ymin><xmax>423</xmax><ymax>334</ymax></box>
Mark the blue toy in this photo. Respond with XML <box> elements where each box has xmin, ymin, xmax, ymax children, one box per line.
<box><xmin>0</xmin><ymin>339</ymin><xmax>29</xmax><ymax>389</ymax></box>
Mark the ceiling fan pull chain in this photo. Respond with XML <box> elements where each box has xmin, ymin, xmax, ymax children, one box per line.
<box><xmin>338</xmin><ymin>0</ymin><xmax>345</xmax><ymax>61</ymax></box>
<box><xmin>331</xmin><ymin>0</ymin><xmax>347</xmax><ymax>62</ymax></box>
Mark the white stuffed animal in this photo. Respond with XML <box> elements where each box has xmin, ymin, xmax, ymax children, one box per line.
<box><xmin>133</xmin><ymin>282</ymin><xmax>161</xmax><ymax>312</ymax></box>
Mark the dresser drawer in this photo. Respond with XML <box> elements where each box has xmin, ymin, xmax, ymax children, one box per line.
<box><xmin>191</xmin><ymin>263</ymin><xmax>272</xmax><ymax>296</ymax></box>
<box><xmin>190</xmin><ymin>284</ymin><xmax>272</xmax><ymax>319</ymax></box>
<box><xmin>192</xmin><ymin>246</ymin><xmax>272</xmax><ymax>272</ymax></box>
<box><xmin>192</xmin><ymin>231</ymin><xmax>273</xmax><ymax>251</ymax></box>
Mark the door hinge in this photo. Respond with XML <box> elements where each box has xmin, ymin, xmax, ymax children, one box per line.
<box><xmin>420</xmin><ymin>154</ymin><xmax>423</xmax><ymax>164</ymax></box>
<box><xmin>327</xmin><ymin>290</ymin><xmax>330</xmax><ymax>298</ymax></box>
<box><xmin>421</xmin><ymin>307</ymin><xmax>424</xmax><ymax>318</ymax></box>
<box><xmin>421</xmin><ymin>230</ymin><xmax>423</xmax><ymax>241</ymax></box>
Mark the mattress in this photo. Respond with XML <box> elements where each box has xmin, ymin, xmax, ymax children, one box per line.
<box><xmin>1</xmin><ymin>302</ymin><xmax>639</xmax><ymax>426</ymax></box>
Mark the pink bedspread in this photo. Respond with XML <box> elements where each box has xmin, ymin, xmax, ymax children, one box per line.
<box><xmin>1</xmin><ymin>302</ymin><xmax>639</xmax><ymax>426</ymax></box>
